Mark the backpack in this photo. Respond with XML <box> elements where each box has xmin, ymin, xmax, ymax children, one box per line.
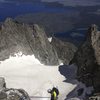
<box><xmin>53</xmin><ymin>88</ymin><xmax>59</xmax><ymax>96</ymax></box>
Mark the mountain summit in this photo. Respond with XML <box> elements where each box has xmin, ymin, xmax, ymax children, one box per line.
<box><xmin>70</xmin><ymin>24</ymin><xmax>100</xmax><ymax>92</ymax></box>
<box><xmin>0</xmin><ymin>18</ymin><xmax>77</xmax><ymax>65</ymax></box>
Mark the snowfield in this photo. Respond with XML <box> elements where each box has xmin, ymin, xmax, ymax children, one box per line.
<box><xmin>0</xmin><ymin>53</ymin><xmax>94</xmax><ymax>100</ymax></box>
<box><xmin>0</xmin><ymin>53</ymin><xmax>76</xmax><ymax>100</ymax></box>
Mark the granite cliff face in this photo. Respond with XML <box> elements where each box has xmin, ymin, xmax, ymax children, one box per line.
<box><xmin>51</xmin><ymin>37</ymin><xmax>77</xmax><ymax>64</ymax></box>
<box><xmin>0</xmin><ymin>18</ymin><xmax>77</xmax><ymax>65</ymax></box>
<box><xmin>70</xmin><ymin>24</ymin><xmax>100</xmax><ymax>92</ymax></box>
<box><xmin>31</xmin><ymin>24</ymin><xmax>59</xmax><ymax>65</ymax></box>
<box><xmin>0</xmin><ymin>18</ymin><xmax>59</xmax><ymax>65</ymax></box>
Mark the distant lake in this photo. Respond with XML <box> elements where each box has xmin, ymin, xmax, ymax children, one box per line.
<box><xmin>0</xmin><ymin>2</ymin><xmax>76</xmax><ymax>21</ymax></box>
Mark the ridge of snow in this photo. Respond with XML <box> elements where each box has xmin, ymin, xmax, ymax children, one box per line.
<box><xmin>48</xmin><ymin>37</ymin><xmax>52</xmax><ymax>42</ymax></box>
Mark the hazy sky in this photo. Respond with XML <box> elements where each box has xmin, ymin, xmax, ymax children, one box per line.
<box><xmin>42</xmin><ymin>0</ymin><xmax>100</xmax><ymax>6</ymax></box>
<box><xmin>0</xmin><ymin>0</ymin><xmax>5</xmax><ymax>2</ymax></box>
<box><xmin>0</xmin><ymin>0</ymin><xmax>100</xmax><ymax>6</ymax></box>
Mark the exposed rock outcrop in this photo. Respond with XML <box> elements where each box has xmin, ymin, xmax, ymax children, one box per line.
<box><xmin>0</xmin><ymin>18</ymin><xmax>77</xmax><ymax>65</ymax></box>
<box><xmin>31</xmin><ymin>24</ymin><xmax>59</xmax><ymax>65</ymax></box>
<box><xmin>0</xmin><ymin>77</ymin><xmax>30</xmax><ymax>100</ymax></box>
<box><xmin>0</xmin><ymin>18</ymin><xmax>59</xmax><ymax>65</ymax></box>
<box><xmin>51</xmin><ymin>37</ymin><xmax>77</xmax><ymax>64</ymax></box>
<box><xmin>70</xmin><ymin>24</ymin><xmax>100</xmax><ymax>92</ymax></box>
<box><xmin>0</xmin><ymin>77</ymin><xmax>6</xmax><ymax>91</ymax></box>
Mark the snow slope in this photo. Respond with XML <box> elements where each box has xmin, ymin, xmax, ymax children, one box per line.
<box><xmin>0</xmin><ymin>53</ymin><xmax>76</xmax><ymax>100</ymax></box>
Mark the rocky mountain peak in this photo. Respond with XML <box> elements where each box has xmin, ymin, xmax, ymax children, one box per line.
<box><xmin>88</xmin><ymin>24</ymin><xmax>98</xmax><ymax>33</ymax></box>
<box><xmin>87</xmin><ymin>24</ymin><xmax>99</xmax><ymax>44</ymax></box>
<box><xmin>5</xmin><ymin>18</ymin><xmax>14</xmax><ymax>23</ymax></box>
<box><xmin>70</xmin><ymin>24</ymin><xmax>100</xmax><ymax>92</ymax></box>
<box><xmin>0</xmin><ymin>18</ymin><xmax>59</xmax><ymax>65</ymax></box>
<box><xmin>87</xmin><ymin>24</ymin><xmax>100</xmax><ymax>65</ymax></box>
<box><xmin>3</xmin><ymin>18</ymin><xmax>18</xmax><ymax>29</ymax></box>
<box><xmin>0</xmin><ymin>18</ymin><xmax>77</xmax><ymax>65</ymax></box>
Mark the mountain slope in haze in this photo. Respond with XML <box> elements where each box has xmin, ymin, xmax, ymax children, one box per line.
<box><xmin>15</xmin><ymin>12</ymin><xmax>79</xmax><ymax>35</ymax></box>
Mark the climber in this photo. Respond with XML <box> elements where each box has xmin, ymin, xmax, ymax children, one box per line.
<box><xmin>48</xmin><ymin>86</ymin><xmax>59</xmax><ymax>100</ymax></box>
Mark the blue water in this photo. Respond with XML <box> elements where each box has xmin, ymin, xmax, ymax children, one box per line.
<box><xmin>0</xmin><ymin>2</ymin><xmax>75</xmax><ymax>21</ymax></box>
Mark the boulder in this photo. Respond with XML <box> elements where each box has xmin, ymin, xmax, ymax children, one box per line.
<box><xmin>0</xmin><ymin>77</ymin><xmax>30</xmax><ymax>100</ymax></box>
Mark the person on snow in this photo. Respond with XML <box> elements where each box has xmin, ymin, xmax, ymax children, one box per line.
<box><xmin>48</xmin><ymin>86</ymin><xmax>59</xmax><ymax>100</ymax></box>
